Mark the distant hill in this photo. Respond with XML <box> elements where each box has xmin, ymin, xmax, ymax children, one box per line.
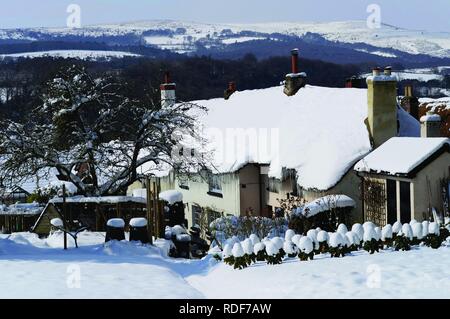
<box><xmin>1</xmin><ymin>20</ymin><xmax>450</xmax><ymax>67</ymax></box>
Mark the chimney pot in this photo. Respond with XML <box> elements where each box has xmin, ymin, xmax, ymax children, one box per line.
<box><xmin>291</xmin><ymin>49</ymin><xmax>299</xmax><ymax>74</ymax></box>
<box><xmin>372</xmin><ymin>67</ymin><xmax>381</xmax><ymax>76</ymax></box>
<box><xmin>164</xmin><ymin>71</ymin><xmax>171</xmax><ymax>84</ymax></box>
<box><xmin>384</xmin><ymin>66</ymin><xmax>392</xmax><ymax>76</ymax></box>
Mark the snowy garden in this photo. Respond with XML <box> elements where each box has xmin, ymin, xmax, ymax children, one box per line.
<box><xmin>0</xmin><ymin>214</ymin><xmax>449</xmax><ymax>299</ymax></box>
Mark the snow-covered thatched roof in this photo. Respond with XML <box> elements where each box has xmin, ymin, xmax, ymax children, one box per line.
<box><xmin>187</xmin><ymin>85</ymin><xmax>419</xmax><ymax>190</ymax></box>
<box><xmin>354</xmin><ymin>137</ymin><xmax>450</xmax><ymax>176</ymax></box>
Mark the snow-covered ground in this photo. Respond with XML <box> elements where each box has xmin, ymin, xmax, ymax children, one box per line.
<box><xmin>0</xmin><ymin>231</ymin><xmax>449</xmax><ymax>299</ymax></box>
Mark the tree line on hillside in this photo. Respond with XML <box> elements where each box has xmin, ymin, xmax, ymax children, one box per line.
<box><xmin>0</xmin><ymin>54</ymin><xmax>363</xmax><ymax>122</ymax></box>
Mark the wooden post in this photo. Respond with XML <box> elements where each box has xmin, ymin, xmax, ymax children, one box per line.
<box><xmin>146</xmin><ymin>177</ymin><xmax>153</xmax><ymax>245</ymax></box>
<box><xmin>62</xmin><ymin>184</ymin><xmax>67</xmax><ymax>250</ymax></box>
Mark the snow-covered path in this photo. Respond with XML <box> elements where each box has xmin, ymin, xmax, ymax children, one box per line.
<box><xmin>1</xmin><ymin>232</ymin><xmax>449</xmax><ymax>299</ymax></box>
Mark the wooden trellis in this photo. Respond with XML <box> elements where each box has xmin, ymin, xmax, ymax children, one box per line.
<box><xmin>363</xmin><ymin>179</ymin><xmax>387</xmax><ymax>226</ymax></box>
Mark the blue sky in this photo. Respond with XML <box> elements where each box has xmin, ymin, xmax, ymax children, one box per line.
<box><xmin>0</xmin><ymin>0</ymin><xmax>449</xmax><ymax>32</ymax></box>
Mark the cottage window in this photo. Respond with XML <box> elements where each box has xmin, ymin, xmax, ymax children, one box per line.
<box><xmin>208</xmin><ymin>174</ymin><xmax>222</xmax><ymax>194</ymax></box>
<box><xmin>192</xmin><ymin>205</ymin><xmax>202</xmax><ymax>227</ymax></box>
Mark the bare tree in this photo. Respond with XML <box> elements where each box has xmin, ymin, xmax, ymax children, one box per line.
<box><xmin>0</xmin><ymin>66</ymin><xmax>209</xmax><ymax>196</ymax></box>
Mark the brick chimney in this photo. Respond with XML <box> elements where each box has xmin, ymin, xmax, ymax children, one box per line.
<box><xmin>420</xmin><ymin>111</ymin><xmax>442</xmax><ymax>137</ymax></box>
<box><xmin>283</xmin><ymin>49</ymin><xmax>307</xmax><ymax>96</ymax></box>
<box><xmin>400</xmin><ymin>83</ymin><xmax>419</xmax><ymax>120</ymax></box>
<box><xmin>160</xmin><ymin>71</ymin><xmax>176</xmax><ymax>108</ymax></box>
<box><xmin>366</xmin><ymin>66</ymin><xmax>398</xmax><ymax>148</ymax></box>
<box><xmin>224</xmin><ymin>81</ymin><xmax>237</xmax><ymax>100</ymax></box>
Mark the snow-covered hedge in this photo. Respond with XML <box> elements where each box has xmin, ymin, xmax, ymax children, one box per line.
<box><xmin>210</xmin><ymin>216</ymin><xmax>287</xmax><ymax>247</ymax></box>
<box><xmin>219</xmin><ymin>217</ymin><xmax>449</xmax><ymax>269</ymax></box>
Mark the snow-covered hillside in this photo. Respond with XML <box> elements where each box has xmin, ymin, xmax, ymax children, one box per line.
<box><xmin>0</xmin><ymin>231</ymin><xmax>449</xmax><ymax>298</ymax></box>
<box><xmin>1</xmin><ymin>20</ymin><xmax>450</xmax><ymax>58</ymax></box>
<box><xmin>0</xmin><ymin>50</ymin><xmax>141</xmax><ymax>61</ymax></box>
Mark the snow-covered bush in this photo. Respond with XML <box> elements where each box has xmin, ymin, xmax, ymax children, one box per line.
<box><xmin>291</xmin><ymin>234</ymin><xmax>302</xmax><ymax>247</ymax></box>
<box><xmin>337</xmin><ymin>223</ymin><xmax>348</xmax><ymax>235</ymax></box>
<box><xmin>329</xmin><ymin>233</ymin><xmax>345</xmax><ymax>258</ymax></box>
<box><xmin>345</xmin><ymin>231</ymin><xmax>360</xmax><ymax>252</ymax></box>
<box><xmin>298</xmin><ymin>236</ymin><xmax>314</xmax><ymax>261</ymax></box>
<box><xmin>231</xmin><ymin>242</ymin><xmax>249</xmax><ymax>269</ymax></box>
<box><xmin>401</xmin><ymin>224</ymin><xmax>414</xmax><ymax>241</ymax></box>
<box><xmin>381</xmin><ymin>224</ymin><xmax>393</xmax><ymax>246</ymax></box>
<box><xmin>351</xmin><ymin>223</ymin><xmax>364</xmax><ymax>242</ymax></box>
<box><xmin>285</xmin><ymin>229</ymin><xmax>295</xmax><ymax>243</ymax></box>
<box><xmin>422</xmin><ymin>221</ymin><xmax>430</xmax><ymax>238</ymax></box>
<box><xmin>306</xmin><ymin>229</ymin><xmax>319</xmax><ymax>252</ymax></box>
<box><xmin>242</xmin><ymin>238</ymin><xmax>256</xmax><ymax>264</ymax></box>
<box><xmin>253</xmin><ymin>242</ymin><xmax>267</xmax><ymax>261</ymax></box>
<box><xmin>393</xmin><ymin>232</ymin><xmax>411</xmax><ymax>251</ymax></box>
<box><xmin>317</xmin><ymin>230</ymin><xmax>329</xmax><ymax>253</ymax></box>
<box><xmin>283</xmin><ymin>240</ymin><xmax>299</xmax><ymax>258</ymax></box>
<box><xmin>271</xmin><ymin>237</ymin><xmax>286</xmax><ymax>258</ymax></box>
<box><xmin>424</xmin><ymin>222</ymin><xmax>442</xmax><ymax>249</ymax></box>
<box><xmin>392</xmin><ymin>221</ymin><xmax>402</xmax><ymax>239</ymax></box>
<box><xmin>363</xmin><ymin>225</ymin><xmax>380</xmax><ymax>254</ymax></box>
<box><xmin>223</xmin><ymin>244</ymin><xmax>234</xmax><ymax>266</ymax></box>
<box><xmin>249</xmin><ymin>234</ymin><xmax>260</xmax><ymax>246</ymax></box>
<box><xmin>411</xmin><ymin>222</ymin><xmax>423</xmax><ymax>245</ymax></box>
<box><xmin>210</xmin><ymin>216</ymin><xmax>287</xmax><ymax>246</ymax></box>
<box><xmin>265</xmin><ymin>241</ymin><xmax>283</xmax><ymax>265</ymax></box>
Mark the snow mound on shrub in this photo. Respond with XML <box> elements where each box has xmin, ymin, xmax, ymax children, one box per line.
<box><xmin>402</xmin><ymin>224</ymin><xmax>413</xmax><ymax>240</ymax></box>
<box><xmin>254</xmin><ymin>242</ymin><xmax>265</xmax><ymax>254</ymax></box>
<box><xmin>351</xmin><ymin>223</ymin><xmax>364</xmax><ymax>240</ymax></box>
<box><xmin>393</xmin><ymin>221</ymin><xmax>402</xmax><ymax>233</ymax></box>
<box><xmin>285</xmin><ymin>229</ymin><xmax>295</xmax><ymax>242</ymax></box>
<box><xmin>317</xmin><ymin>230</ymin><xmax>329</xmax><ymax>243</ymax></box>
<box><xmin>329</xmin><ymin>233</ymin><xmax>344</xmax><ymax>247</ymax></box>
<box><xmin>363</xmin><ymin>221</ymin><xmax>376</xmax><ymax>232</ymax></box>
<box><xmin>382</xmin><ymin>224</ymin><xmax>393</xmax><ymax>240</ymax></box>
<box><xmin>412</xmin><ymin>223</ymin><xmax>423</xmax><ymax>239</ymax></box>
<box><xmin>421</xmin><ymin>221</ymin><xmax>429</xmax><ymax>237</ymax></box>
<box><xmin>345</xmin><ymin>231</ymin><xmax>359</xmax><ymax>246</ymax></box>
<box><xmin>223</xmin><ymin>244</ymin><xmax>232</xmax><ymax>258</ymax></box>
<box><xmin>291</xmin><ymin>235</ymin><xmax>302</xmax><ymax>247</ymax></box>
<box><xmin>232</xmin><ymin>242</ymin><xmax>245</xmax><ymax>258</ymax></box>
<box><xmin>284</xmin><ymin>241</ymin><xmax>298</xmax><ymax>255</ymax></box>
<box><xmin>271</xmin><ymin>237</ymin><xmax>284</xmax><ymax>250</ymax></box>
<box><xmin>429</xmin><ymin>222</ymin><xmax>440</xmax><ymax>235</ymax></box>
<box><xmin>363</xmin><ymin>227</ymin><xmax>377</xmax><ymax>242</ymax></box>
<box><xmin>242</xmin><ymin>239</ymin><xmax>254</xmax><ymax>255</ymax></box>
<box><xmin>374</xmin><ymin>227</ymin><xmax>382</xmax><ymax>241</ymax></box>
<box><xmin>265</xmin><ymin>241</ymin><xmax>279</xmax><ymax>256</ymax></box>
<box><xmin>337</xmin><ymin>224</ymin><xmax>348</xmax><ymax>235</ymax></box>
<box><xmin>299</xmin><ymin>236</ymin><xmax>314</xmax><ymax>254</ymax></box>
<box><xmin>249</xmin><ymin>234</ymin><xmax>260</xmax><ymax>245</ymax></box>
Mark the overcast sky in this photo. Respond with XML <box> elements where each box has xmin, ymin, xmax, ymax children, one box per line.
<box><xmin>0</xmin><ymin>0</ymin><xmax>449</xmax><ymax>32</ymax></box>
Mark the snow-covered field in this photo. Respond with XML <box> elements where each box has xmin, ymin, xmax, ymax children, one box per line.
<box><xmin>0</xmin><ymin>50</ymin><xmax>141</xmax><ymax>61</ymax></box>
<box><xmin>0</xmin><ymin>231</ymin><xmax>449</xmax><ymax>299</ymax></box>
